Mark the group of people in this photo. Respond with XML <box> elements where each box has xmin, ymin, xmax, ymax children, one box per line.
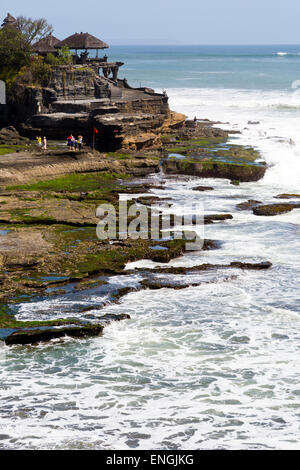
<box><xmin>67</xmin><ymin>134</ymin><xmax>83</xmax><ymax>151</ymax></box>
<box><xmin>36</xmin><ymin>135</ymin><xmax>84</xmax><ymax>152</ymax></box>
<box><xmin>36</xmin><ymin>136</ymin><xmax>47</xmax><ymax>151</ymax></box>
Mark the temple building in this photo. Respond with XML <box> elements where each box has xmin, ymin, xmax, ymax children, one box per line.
<box><xmin>1</xmin><ymin>13</ymin><xmax>17</xmax><ymax>28</ymax></box>
<box><xmin>54</xmin><ymin>32</ymin><xmax>124</xmax><ymax>81</ymax></box>
<box><xmin>55</xmin><ymin>31</ymin><xmax>109</xmax><ymax>54</ymax></box>
<box><xmin>32</xmin><ymin>29</ymin><xmax>124</xmax><ymax>82</ymax></box>
<box><xmin>32</xmin><ymin>33</ymin><xmax>61</xmax><ymax>56</ymax></box>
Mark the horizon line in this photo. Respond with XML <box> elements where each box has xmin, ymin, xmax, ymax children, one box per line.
<box><xmin>108</xmin><ymin>43</ymin><xmax>300</xmax><ymax>47</ymax></box>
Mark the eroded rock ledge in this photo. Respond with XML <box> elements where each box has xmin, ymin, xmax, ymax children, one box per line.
<box><xmin>4</xmin><ymin>314</ymin><xmax>131</xmax><ymax>346</ymax></box>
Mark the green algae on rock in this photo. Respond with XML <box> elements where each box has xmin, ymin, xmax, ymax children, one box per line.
<box><xmin>162</xmin><ymin>158</ymin><xmax>266</xmax><ymax>182</ymax></box>
<box><xmin>236</xmin><ymin>200</ymin><xmax>262</xmax><ymax>210</ymax></box>
<box><xmin>274</xmin><ymin>194</ymin><xmax>300</xmax><ymax>199</ymax></box>
<box><xmin>161</xmin><ymin>131</ymin><xmax>266</xmax><ymax>182</ymax></box>
<box><xmin>253</xmin><ymin>203</ymin><xmax>300</xmax><ymax>216</ymax></box>
<box><xmin>4</xmin><ymin>313</ymin><xmax>131</xmax><ymax>346</ymax></box>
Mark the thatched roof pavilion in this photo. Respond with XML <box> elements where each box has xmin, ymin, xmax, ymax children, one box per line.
<box><xmin>55</xmin><ymin>32</ymin><xmax>109</xmax><ymax>51</ymax></box>
<box><xmin>32</xmin><ymin>33</ymin><xmax>61</xmax><ymax>55</ymax></box>
<box><xmin>1</xmin><ymin>13</ymin><xmax>17</xmax><ymax>28</ymax></box>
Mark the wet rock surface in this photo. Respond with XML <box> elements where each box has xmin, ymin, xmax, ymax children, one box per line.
<box><xmin>0</xmin><ymin>150</ymin><xmax>160</xmax><ymax>186</ymax></box>
<box><xmin>0</xmin><ymin>126</ymin><xmax>30</xmax><ymax>146</ymax></box>
<box><xmin>130</xmin><ymin>261</ymin><xmax>272</xmax><ymax>275</ymax></box>
<box><xmin>161</xmin><ymin>125</ymin><xmax>266</xmax><ymax>182</ymax></box>
<box><xmin>253</xmin><ymin>203</ymin><xmax>300</xmax><ymax>216</ymax></box>
<box><xmin>163</xmin><ymin>159</ymin><xmax>266</xmax><ymax>182</ymax></box>
<box><xmin>5</xmin><ymin>313</ymin><xmax>131</xmax><ymax>346</ymax></box>
<box><xmin>192</xmin><ymin>185</ymin><xmax>214</xmax><ymax>191</ymax></box>
<box><xmin>236</xmin><ymin>200</ymin><xmax>262</xmax><ymax>210</ymax></box>
<box><xmin>274</xmin><ymin>194</ymin><xmax>300</xmax><ymax>199</ymax></box>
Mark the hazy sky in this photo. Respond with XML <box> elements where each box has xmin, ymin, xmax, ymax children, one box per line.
<box><xmin>1</xmin><ymin>0</ymin><xmax>300</xmax><ymax>45</ymax></box>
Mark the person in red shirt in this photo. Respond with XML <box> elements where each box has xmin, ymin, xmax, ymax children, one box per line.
<box><xmin>67</xmin><ymin>134</ymin><xmax>74</xmax><ymax>151</ymax></box>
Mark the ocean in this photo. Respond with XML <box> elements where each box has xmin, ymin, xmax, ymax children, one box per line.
<box><xmin>0</xmin><ymin>46</ymin><xmax>300</xmax><ymax>450</ymax></box>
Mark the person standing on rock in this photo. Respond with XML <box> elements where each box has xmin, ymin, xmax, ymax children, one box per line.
<box><xmin>67</xmin><ymin>134</ymin><xmax>72</xmax><ymax>150</ymax></box>
<box><xmin>36</xmin><ymin>136</ymin><xmax>42</xmax><ymax>148</ymax></box>
<box><xmin>67</xmin><ymin>134</ymin><xmax>75</xmax><ymax>151</ymax></box>
<box><xmin>71</xmin><ymin>135</ymin><xmax>76</xmax><ymax>151</ymax></box>
<box><xmin>43</xmin><ymin>136</ymin><xmax>47</xmax><ymax>151</ymax></box>
<box><xmin>78</xmin><ymin>135</ymin><xmax>83</xmax><ymax>151</ymax></box>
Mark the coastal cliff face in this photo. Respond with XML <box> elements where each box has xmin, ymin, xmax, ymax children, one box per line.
<box><xmin>47</xmin><ymin>67</ymin><xmax>97</xmax><ymax>100</ymax></box>
<box><xmin>5</xmin><ymin>65</ymin><xmax>178</xmax><ymax>152</ymax></box>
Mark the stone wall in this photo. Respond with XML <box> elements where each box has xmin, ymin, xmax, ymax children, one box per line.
<box><xmin>116</xmin><ymin>97</ymin><xmax>169</xmax><ymax>117</ymax></box>
<box><xmin>47</xmin><ymin>66</ymin><xmax>96</xmax><ymax>101</ymax></box>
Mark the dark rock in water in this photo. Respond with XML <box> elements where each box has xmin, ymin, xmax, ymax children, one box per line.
<box><xmin>132</xmin><ymin>260</ymin><xmax>272</xmax><ymax>275</ymax></box>
<box><xmin>4</xmin><ymin>314</ymin><xmax>131</xmax><ymax>346</ymax></box>
<box><xmin>248</xmin><ymin>121</ymin><xmax>260</xmax><ymax>125</ymax></box>
<box><xmin>253</xmin><ymin>203</ymin><xmax>300</xmax><ymax>216</ymax></box>
<box><xmin>203</xmin><ymin>239</ymin><xmax>222</xmax><ymax>250</ymax></box>
<box><xmin>162</xmin><ymin>159</ymin><xmax>266</xmax><ymax>182</ymax></box>
<box><xmin>5</xmin><ymin>324</ymin><xmax>104</xmax><ymax>345</ymax></box>
<box><xmin>230</xmin><ymin>180</ymin><xmax>240</xmax><ymax>186</ymax></box>
<box><xmin>272</xmin><ymin>333</ymin><xmax>289</xmax><ymax>340</ymax></box>
<box><xmin>192</xmin><ymin>186</ymin><xmax>214</xmax><ymax>192</ymax></box>
<box><xmin>150</xmin><ymin>185</ymin><xmax>166</xmax><ymax>190</ymax></box>
<box><xmin>99</xmin><ymin>313</ymin><xmax>131</xmax><ymax>323</ymax></box>
<box><xmin>112</xmin><ymin>288</ymin><xmax>136</xmax><ymax>301</ymax></box>
<box><xmin>230</xmin><ymin>261</ymin><xmax>272</xmax><ymax>270</ymax></box>
<box><xmin>274</xmin><ymin>194</ymin><xmax>300</xmax><ymax>199</ymax></box>
<box><xmin>182</xmin><ymin>214</ymin><xmax>233</xmax><ymax>225</ymax></box>
<box><xmin>204</xmin><ymin>214</ymin><xmax>233</xmax><ymax>224</ymax></box>
<box><xmin>134</xmin><ymin>196</ymin><xmax>171</xmax><ymax>206</ymax></box>
<box><xmin>140</xmin><ymin>279</ymin><xmax>201</xmax><ymax>290</ymax></box>
<box><xmin>230</xmin><ymin>336</ymin><xmax>250</xmax><ymax>344</ymax></box>
<box><xmin>236</xmin><ymin>200</ymin><xmax>262</xmax><ymax>210</ymax></box>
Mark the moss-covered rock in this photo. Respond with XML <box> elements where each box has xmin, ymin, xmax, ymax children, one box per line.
<box><xmin>253</xmin><ymin>203</ymin><xmax>300</xmax><ymax>216</ymax></box>
<box><xmin>130</xmin><ymin>261</ymin><xmax>272</xmax><ymax>275</ymax></box>
<box><xmin>162</xmin><ymin>159</ymin><xmax>266</xmax><ymax>182</ymax></box>
<box><xmin>192</xmin><ymin>185</ymin><xmax>214</xmax><ymax>192</ymax></box>
<box><xmin>4</xmin><ymin>313</ymin><xmax>131</xmax><ymax>346</ymax></box>
<box><xmin>236</xmin><ymin>200</ymin><xmax>262</xmax><ymax>210</ymax></box>
<box><xmin>274</xmin><ymin>194</ymin><xmax>300</xmax><ymax>199</ymax></box>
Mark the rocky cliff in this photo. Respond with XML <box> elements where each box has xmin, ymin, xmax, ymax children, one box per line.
<box><xmin>5</xmin><ymin>65</ymin><xmax>179</xmax><ymax>152</ymax></box>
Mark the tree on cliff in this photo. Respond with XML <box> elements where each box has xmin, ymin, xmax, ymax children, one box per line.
<box><xmin>0</xmin><ymin>27</ymin><xmax>32</xmax><ymax>81</ymax></box>
<box><xmin>0</xmin><ymin>16</ymin><xmax>53</xmax><ymax>84</ymax></box>
<box><xmin>16</xmin><ymin>16</ymin><xmax>53</xmax><ymax>44</ymax></box>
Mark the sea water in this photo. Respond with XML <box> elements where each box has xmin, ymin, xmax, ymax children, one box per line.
<box><xmin>0</xmin><ymin>46</ymin><xmax>300</xmax><ymax>450</ymax></box>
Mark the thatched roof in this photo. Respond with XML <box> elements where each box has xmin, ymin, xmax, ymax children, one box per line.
<box><xmin>2</xmin><ymin>13</ymin><xmax>17</xmax><ymax>28</ymax></box>
<box><xmin>55</xmin><ymin>32</ymin><xmax>109</xmax><ymax>50</ymax></box>
<box><xmin>32</xmin><ymin>33</ymin><xmax>61</xmax><ymax>54</ymax></box>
